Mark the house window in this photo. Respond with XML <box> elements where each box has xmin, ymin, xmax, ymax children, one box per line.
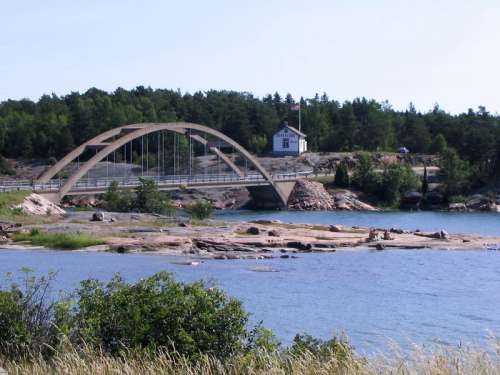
<box><xmin>282</xmin><ymin>138</ymin><xmax>289</xmax><ymax>149</ymax></box>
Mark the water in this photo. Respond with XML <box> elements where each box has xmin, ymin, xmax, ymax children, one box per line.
<box><xmin>1</xmin><ymin>211</ymin><xmax>499</xmax><ymax>352</ymax></box>
<box><xmin>216</xmin><ymin>210</ymin><xmax>500</xmax><ymax>236</ymax></box>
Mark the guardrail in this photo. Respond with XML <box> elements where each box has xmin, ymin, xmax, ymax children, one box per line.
<box><xmin>0</xmin><ymin>170</ymin><xmax>318</xmax><ymax>193</ymax></box>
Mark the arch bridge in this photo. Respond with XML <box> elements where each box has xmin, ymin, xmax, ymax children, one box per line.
<box><xmin>32</xmin><ymin>122</ymin><xmax>302</xmax><ymax>208</ymax></box>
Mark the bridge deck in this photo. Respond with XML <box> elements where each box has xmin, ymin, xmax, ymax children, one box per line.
<box><xmin>0</xmin><ymin>171</ymin><xmax>314</xmax><ymax>194</ymax></box>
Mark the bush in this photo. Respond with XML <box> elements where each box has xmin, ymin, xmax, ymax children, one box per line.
<box><xmin>380</xmin><ymin>163</ymin><xmax>421</xmax><ymax>205</ymax></box>
<box><xmin>103</xmin><ymin>181</ymin><xmax>133</xmax><ymax>212</ymax></box>
<box><xmin>185</xmin><ymin>199</ymin><xmax>213</xmax><ymax>220</ymax></box>
<box><xmin>290</xmin><ymin>333</ymin><xmax>354</xmax><ymax>364</ymax></box>
<box><xmin>72</xmin><ymin>272</ymin><xmax>248</xmax><ymax>359</ymax></box>
<box><xmin>134</xmin><ymin>178</ymin><xmax>176</xmax><ymax>215</ymax></box>
<box><xmin>334</xmin><ymin>162</ymin><xmax>350</xmax><ymax>188</ymax></box>
<box><xmin>0</xmin><ymin>270</ymin><xmax>59</xmax><ymax>358</ymax></box>
<box><xmin>0</xmin><ymin>271</ymin><xmax>250</xmax><ymax>361</ymax></box>
<box><xmin>352</xmin><ymin>152</ymin><xmax>380</xmax><ymax>195</ymax></box>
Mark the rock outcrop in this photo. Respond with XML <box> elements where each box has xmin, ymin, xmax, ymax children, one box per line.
<box><xmin>287</xmin><ymin>179</ymin><xmax>335</xmax><ymax>210</ymax></box>
<box><xmin>15</xmin><ymin>193</ymin><xmax>65</xmax><ymax>216</ymax></box>
<box><xmin>287</xmin><ymin>180</ymin><xmax>379</xmax><ymax>211</ymax></box>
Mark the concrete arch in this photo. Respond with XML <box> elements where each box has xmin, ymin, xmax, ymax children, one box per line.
<box><xmin>42</xmin><ymin>122</ymin><xmax>288</xmax><ymax>205</ymax></box>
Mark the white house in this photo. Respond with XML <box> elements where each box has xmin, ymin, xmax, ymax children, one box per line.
<box><xmin>272</xmin><ymin>122</ymin><xmax>307</xmax><ymax>156</ymax></box>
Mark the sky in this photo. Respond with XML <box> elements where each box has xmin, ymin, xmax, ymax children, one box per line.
<box><xmin>1</xmin><ymin>0</ymin><xmax>500</xmax><ymax>114</ymax></box>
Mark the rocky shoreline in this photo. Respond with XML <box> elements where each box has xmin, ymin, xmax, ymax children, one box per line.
<box><xmin>2</xmin><ymin>211</ymin><xmax>499</xmax><ymax>260</ymax></box>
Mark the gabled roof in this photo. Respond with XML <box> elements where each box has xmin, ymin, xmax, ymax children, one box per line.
<box><xmin>284</xmin><ymin>125</ymin><xmax>307</xmax><ymax>138</ymax></box>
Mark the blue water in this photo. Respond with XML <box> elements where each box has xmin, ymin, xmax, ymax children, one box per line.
<box><xmin>1</xmin><ymin>211</ymin><xmax>499</xmax><ymax>352</ymax></box>
<box><xmin>216</xmin><ymin>210</ymin><xmax>500</xmax><ymax>236</ymax></box>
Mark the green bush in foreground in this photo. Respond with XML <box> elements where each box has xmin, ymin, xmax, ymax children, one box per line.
<box><xmin>13</xmin><ymin>230</ymin><xmax>105</xmax><ymax>250</ymax></box>
<box><xmin>0</xmin><ymin>271</ymin><xmax>249</xmax><ymax>361</ymax></box>
<box><xmin>185</xmin><ymin>199</ymin><xmax>213</xmax><ymax>220</ymax></box>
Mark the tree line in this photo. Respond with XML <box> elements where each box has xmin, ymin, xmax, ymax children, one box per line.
<box><xmin>1</xmin><ymin>86</ymin><xmax>499</xmax><ymax>183</ymax></box>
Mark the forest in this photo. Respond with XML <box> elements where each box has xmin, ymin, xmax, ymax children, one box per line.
<box><xmin>0</xmin><ymin>87</ymin><xmax>499</xmax><ymax>186</ymax></box>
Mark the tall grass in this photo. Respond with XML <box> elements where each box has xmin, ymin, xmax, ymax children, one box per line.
<box><xmin>2</xmin><ymin>341</ymin><xmax>499</xmax><ymax>375</ymax></box>
<box><xmin>13</xmin><ymin>229</ymin><xmax>106</xmax><ymax>250</ymax></box>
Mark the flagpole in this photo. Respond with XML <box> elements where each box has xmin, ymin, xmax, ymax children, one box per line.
<box><xmin>298</xmin><ymin>102</ymin><xmax>301</xmax><ymax>133</ymax></box>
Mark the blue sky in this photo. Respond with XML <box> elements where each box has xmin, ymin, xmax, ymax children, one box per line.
<box><xmin>1</xmin><ymin>0</ymin><xmax>499</xmax><ymax>113</ymax></box>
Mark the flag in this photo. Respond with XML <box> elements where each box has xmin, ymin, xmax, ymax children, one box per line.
<box><xmin>290</xmin><ymin>104</ymin><xmax>300</xmax><ymax>111</ymax></box>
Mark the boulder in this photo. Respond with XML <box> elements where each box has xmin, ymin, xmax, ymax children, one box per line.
<box><xmin>448</xmin><ymin>203</ymin><xmax>467</xmax><ymax>211</ymax></box>
<box><xmin>466</xmin><ymin>194</ymin><xmax>493</xmax><ymax>211</ymax></box>
<box><xmin>15</xmin><ymin>193</ymin><xmax>66</xmax><ymax>216</ymax></box>
<box><xmin>329</xmin><ymin>224</ymin><xmax>343</xmax><ymax>232</ymax></box>
<box><xmin>91</xmin><ymin>211</ymin><xmax>106</xmax><ymax>222</ymax></box>
<box><xmin>286</xmin><ymin>241</ymin><xmax>312</xmax><ymax>251</ymax></box>
<box><xmin>246</xmin><ymin>226</ymin><xmax>260</xmax><ymax>235</ymax></box>
<box><xmin>268</xmin><ymin>230</ymin><xmax>280</xmax><ymax>237</ymax></box>
<box><xmin>367</xmin><ymin>230</ymin><xmax>383</xmax><ymax>242</ymax></box>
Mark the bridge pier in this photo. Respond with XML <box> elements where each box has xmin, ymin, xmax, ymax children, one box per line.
<box><xmin>247</xmin><ymin>181</ymin><xmax>296</xmax><ymax>209</ymax></box>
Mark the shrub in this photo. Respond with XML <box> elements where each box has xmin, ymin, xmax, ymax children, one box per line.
<box><xmin>185</xmin><ymin>199</ymin><xmax>213</xmax><ymax>220</ymax></box>
<box><xmin>290</xmin><ymin>333</ymin><xmax>354</xmax><ymax>363</ymax></box>
<box><xmin>72</xmin><ymin>272</ymin><xmax>248</xmax><ymax>359</ymax></box>
<box><xmin>134</xmin><ymin>178</ymin><xmax>176</xmax><ymax>215</ymax></box>
<box><xmin>380</xmin><ymin>163</ymin><xmax>421</xmax><ymax>205</ymax></box>
<box><xmin>0</xmin><ymin>270</ymin><xmax>60</xmax><ymax>358</ymax></box>
<box><xmin>103</xmin><ymin>181</ymin><xmax>133</xmax><ymax>212</ymax></box>
<box><xmin>334</xmin><ymin>162</ymin><xmax>350</xmax><ymax>188</ymax></box>
<box><xmin>352</xmin><ymin>152</ymin><xmax>380</xmax><ymax>195</ymax></box>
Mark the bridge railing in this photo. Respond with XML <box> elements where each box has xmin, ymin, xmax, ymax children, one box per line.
<box><xmin>0</xmin><ymin>170</ymin><xmax>316</xmax><ymax>193</ymax></box>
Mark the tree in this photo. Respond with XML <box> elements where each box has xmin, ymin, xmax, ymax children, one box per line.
<box><xmin>134</xmin><ymin>178</ymin><xmax>176</xmax><ymax>215</ymax></box>
<box><xmin>439</xmin><ymin>148</ymin><xmax>470</xmax><ymax>198</ymax></box>
<box><xmin>422</xmin><ymin>165</ymin><xmax>429</xmax><ymax>195</ymax></box>
<box><xmin>352</xmin><ymin>152</ymin><xmax>380</xmax><ymax>194</ymax></box>
<box><xmin>430</xmin><ymin>134</ymin><xmax>447</xmax><ymax>154</ymax></box>
<box><xmin>334</xmin><ymin>162</ymin><xmax>350</xmax><ymax>188</ymax></box>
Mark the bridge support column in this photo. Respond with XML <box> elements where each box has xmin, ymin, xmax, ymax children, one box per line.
<box><xmin>247</xmin><ymin>181</ymin><xmax>296</xmax><ymax>209</ymax></box>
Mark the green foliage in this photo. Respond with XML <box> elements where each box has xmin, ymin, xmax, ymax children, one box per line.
<box><xmin>333</xmin><ymin>162</ymin><xmax>350</xmax><ymax>188</ymax></box>
<box><xmin>380</xmin><ymin>163</ymin><xmax>421</xmax><ymax>205</ymax></box>
<box><xmin>13</xmin><ymin>231</ymin><xmax>105</xmax><ymax>250</ymax></box>
<box><xmin>439</xmin><ymin>148</ymin><xmax>471</xmax><ymax>198</ymax></box>
<box><xmin>0</xmin><ymin>191</ymin><xmax>29</xmax><ymax>221</ymax></box>
<box><xmin>352</xmin><ymin>152</ymin><xmax>380</xmax><ymax>195</ymax></box>
<box><xmin>246</xmin><ymin>324</ymin><xmax>281</xmax><ymax>353</ymax></box>
<box><xmin>0</xmin><ymin>271</ymin><xmax>249</xmax><ymax>361</ymax></box>
<box><xmin>103</xmin><ymin>181</ymin><xmax>133</xmax><ymax>212</ymax></box>
<box><xmin>1</xmin><ymin>87</ymin><xmax>500</xmax><ymax>191</ymax></box>
<box><xmin>430</xmin><ymin>133</ymin><xmax>448</xmax><ymax>154</ymax></box>
<box><xmin>290</xmin><ymin>333</ymin><xmax>354</xmax><ymax>364</ymax></box>
<box><xmin>185</xmin><ymin>199</ymin><xmax>213</xmax><ymax>220</ymax></box>
<box><xmin>0</xmin><ymin>270</ymin><xmax>60</xmax><ymax>358</ymax></box>
<box><xmin>422</xmin><ymin>165</ymin><xmax>429</xmax><ymax>195</ymax></box>
<box><xmin>73</xmin><ymin>272</ymin><xmax>248</xmax><ymax>359</ymax></box>
<box><xmin>134</xmin><ymin>178</ymin><xmax>176</xmax><ymax>215</ymax></box>
<box><xmin>0</xmin><ymin>155</ymin><xmax>15</xmax><ymax>175</ymax></box>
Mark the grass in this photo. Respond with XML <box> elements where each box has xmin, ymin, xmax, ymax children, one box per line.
<box><xmin>0</xmin><ymin>191</ymin><xmax>56</xmax><ymax>224</ymax></box>
<box><xmin>13</xmin><ymin>229</ymin><xmax>106</xmax><ymax>250</ymax></box>
<box><xmin>2</xmin><ymin>340</ymin><xmax>498</xmax><ymax>375</ymax></box>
